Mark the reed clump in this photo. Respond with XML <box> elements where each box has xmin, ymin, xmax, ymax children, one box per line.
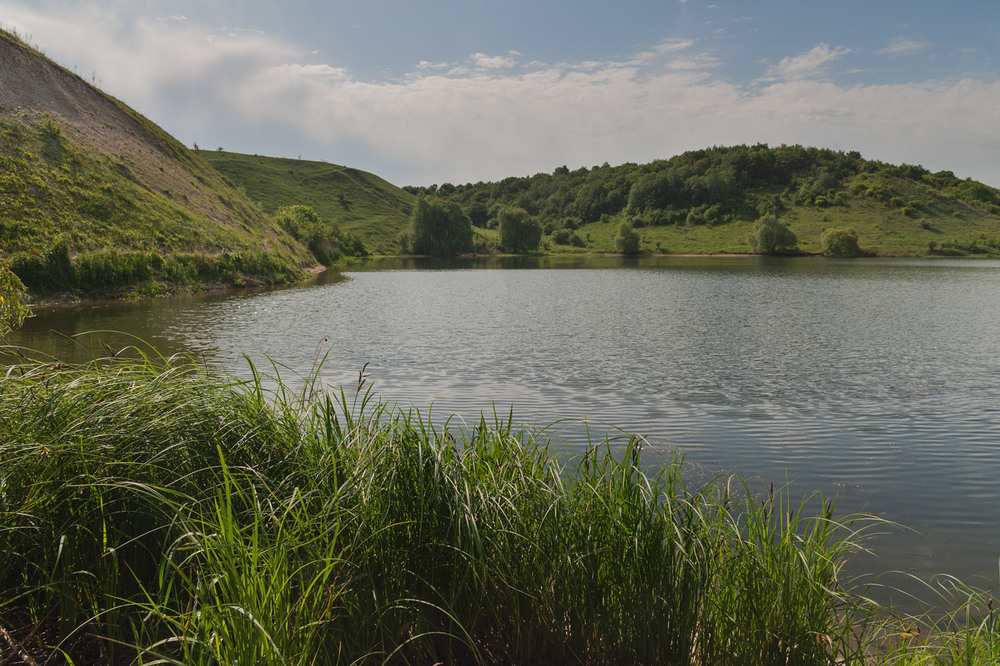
<box><xmin>0</xmin><ymin>350</ymin><xmax>988</xmax><ymax>664</ymax></box>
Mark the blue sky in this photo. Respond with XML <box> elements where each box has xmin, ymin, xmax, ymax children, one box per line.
<box><xmin>3</xmin><ymin>1</ymin><xmax>999</xmax><ymax>186</ymax></box>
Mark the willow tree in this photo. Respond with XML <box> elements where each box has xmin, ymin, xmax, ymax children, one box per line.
<box><xmin>408</xmin><ymin>197</ymin><xmax>473</xmax><ymax>256</ymax></box>
<box><xmin>498</xmin><ymin>206</ymin><xmax>542</xmax><ymax>253</ymax></box>
<box><xmin>747</xmin><ymin>215</ymin><xmax>797</xmax><ymax>254</ymax></box>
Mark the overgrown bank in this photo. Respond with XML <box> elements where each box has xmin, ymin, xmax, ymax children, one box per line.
<box><xmin>1</xmin><ymin>351</ymin><xmax>997</xmax><ymax>664</ymax></box>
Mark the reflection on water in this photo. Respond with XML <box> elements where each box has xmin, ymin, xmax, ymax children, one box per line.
<box><xmin>7</xmin><ymin>256</ymin><xmax>1000</xmax><ymax>600</ymax></box>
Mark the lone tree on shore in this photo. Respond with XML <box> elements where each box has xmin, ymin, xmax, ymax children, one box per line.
<box><xmin>407</xmin><ymin>197</ymin><xmax>473</xmax><ymax>256</ymax></box>
<box><xmin>820</xmin><ymin>227</ymin><xmax>864</xmax><ymax>257</ymax></box>
<box><xmin>748</xmin><ymin>214</ymin><xmax>797</xmax><ymax>254</ymax></box>
<box><xmin>615</xmin><ymin>222</ymin><xmax>641</xmax><ymax>254</ymax></box>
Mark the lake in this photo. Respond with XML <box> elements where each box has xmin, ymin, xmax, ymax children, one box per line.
<box><xmin>8</xmin><ymin>255</ymin><xmax>1000</xmax><ymax>602</ymax></box>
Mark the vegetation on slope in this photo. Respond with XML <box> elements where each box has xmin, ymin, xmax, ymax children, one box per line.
<box><xmin>273</xmin><ymin>203</ymin><xmax>369</xmax><ymax>265</ymax></box>
<box><xmin>200</xmin><ymin>150</ymin><xmax>416</xmax><ymax>255</ymax></box>
<box><xmin>0</xmin><ymin>260</ymin><xmax>28</xmax><ymax>337</ymax></box>
<box><xmin>407</xmin><ymin>144</ymin><xmax>1000</xmax><ymax>257</ymax></box>
<box><xmin>0</xmin><ymin>29</ymin><xmax>313</xmax><ymax>299</ymax></box>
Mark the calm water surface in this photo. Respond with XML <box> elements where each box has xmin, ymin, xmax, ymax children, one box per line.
<box><xmin>10</xmin><ymin>256</ymin><xmax>1000</xmax><ymax>599</ymax></box>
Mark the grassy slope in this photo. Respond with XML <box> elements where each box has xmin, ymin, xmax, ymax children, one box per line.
<box><xmin>200</xmin><ymin>150</ymin><xmax>415</xmax><ymax>255</ymax></box>
<box><xmin>0</xmin><ymin>29</ymin><xmax>312</xmax><ymax>296</ymax></box>
<box><xmin>559</xmin><ymin>189</ymin><xmax>1000</xmax><ymax>256</ymax></box>
<box><xmin>0</xmin><ymin>117</ymin><xmax>290</xmax><ymax>255</ymax></box>
<box><xmin>571</xmin><ymin>191</ymin><xmax>1000</xmax><ymax>257</ymax></box>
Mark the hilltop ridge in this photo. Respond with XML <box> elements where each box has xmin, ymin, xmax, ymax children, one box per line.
<box><xmin>199</xmin><ymin>150</ymin><xmax>415</xmax><ymax>255</ymax></box>
<box><xmin>408</xmin><ymin>144</ymin><xmax>1000</xmax><ymax>256</ymax></box>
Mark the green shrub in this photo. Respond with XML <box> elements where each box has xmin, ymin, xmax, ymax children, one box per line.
<box><xmin>0</xmin><ymin>259</ymin><xmax>29</xmax><ymax>338</ymax></box>
<box><xmin>551</xmin><ymin>228</ymin><xmax>573</xmax><ymax>245</ymax></box>
<box><xmin>75</xmin><ymin>250</ymin><xmax>153</xmax><ymax>289</ymax></box>
<box><xmin>747</xmin><ymin>215</ymin><xmax>797</xmax><ymax>254</ymax></box>
<box><xmin>498</xmin><ymin>206</ymin><xmax>542</xmax><ymax>253</ymax></box>
<box><xmin>10</xmin><ymin>242</ymin><xmax>74</xmax><ymax>292</ymax></box>
<box><xmin>820</xmin><ymin>228</ymin><xmax>864</xmax><ymax>258</ymax></box>
<box><xmin>8</xmin><ymin>251</ymin><xmax>47</xmax><ymax>290</ymax></box>
<box><xmin>275</xmin><ymin>204</ymin><xmax>367</xmax><ymax>263</ymax></box>
<box><xmin>408</xmin><ymin>197</ymin><xmax>474</xmax><ymax>256</ymax></box>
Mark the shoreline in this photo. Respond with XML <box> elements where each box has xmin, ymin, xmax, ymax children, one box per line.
<box><xmin>22</xmin><ymin>251</ymin><xmax>999</xmax><ymax>308</ymax></box>
<box><xmin>23</xmin><ymin>263</ymin><xmax>329</xmax><ymax>310</ymax></box>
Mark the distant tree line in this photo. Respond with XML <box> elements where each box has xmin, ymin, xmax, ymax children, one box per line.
<box><xmin>401</xmin><ymin>143</ymin><xmax>1000</xmax><ymax>256</ymax></box>
<box><xmin>402</xmin><ymin>198</ymin><xmax>548</xmax><ymax>256</ymax></box>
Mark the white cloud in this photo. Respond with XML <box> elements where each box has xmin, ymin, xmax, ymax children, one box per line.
<box><xmin>628</xmin><ymin>38</ymin><xmax>695</xmax><ymax>66</ymax></box>
<box><xmin>667</xmin><ymin>53</ymin><xmax>721</xmax><ymax>71</ymax></box>
<box><xmin>417</xmin><ymin>60</ymin><xmax>451</xmax><ymax>70</ymax></box>
<box><xmin>470</xmin><ymin>53</ymin><xmax>517</xmax><ymax>69</ymax></box>
<box><xmin>878</xmin><ymin>37</ymin><xmax>931</xmax><ymax>57</ymax></box>
<box><xmin>654</xmin><ymin>38</ymin><xmax>696</xmax><ymax>55</ymax></box>
<box><xmin>764</xmin><ymin>43</ymin><xmax>852</xmax><ymax>81</ymax></box>
<box><xmin>3</xmin><ymin>5</ymin><xmax>1000</xmax><ymax>188</ymax></box>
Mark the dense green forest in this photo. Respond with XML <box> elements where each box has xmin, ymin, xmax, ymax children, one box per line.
<box><xmin>403</xmin><ymin>144</ymin><xmax>1000</xmax><ymax>256</ymax></box>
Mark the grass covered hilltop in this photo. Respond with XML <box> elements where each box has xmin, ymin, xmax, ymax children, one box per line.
<box><xmin>0</xmin><ymin>28</ymin><xmax>355</xmax><ymax>301</ymax></box>
<box><xmin>0</xmin><ymin>28</ymin><xmax>312</xmax><ymax>299</ymax></box>
<box><xmin>1</xmin><ymin>350</ymin><xmax>997</xmax><ymax>665</ymax></box>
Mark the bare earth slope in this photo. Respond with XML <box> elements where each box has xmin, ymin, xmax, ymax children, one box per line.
<box><xmin>0</xmin><ymin>30</ymin><xmax>310</xmax><ymax>296</ymax></box>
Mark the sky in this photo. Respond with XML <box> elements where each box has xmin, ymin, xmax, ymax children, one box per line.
<box><xmin>2</xmin><ymin>1</ymin><xmax>999</xmax><ymax>187</ymax></box>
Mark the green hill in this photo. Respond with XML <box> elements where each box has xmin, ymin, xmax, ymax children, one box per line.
<box><xmin>5</xmin><ymin>22</ymin><xmax>1000</xmax><ymax>306</ymax></box>
<box><xmin>0</xmin><ymin>29</ymin><xmax>313</xmax><ymax>300</ymax></box>
<box><xmin>409</xmin><ymin>145</ymin><xmax>1000</xmax><ymax>257</ymax></box>
<box><xmin>199</xmin><ymin>151</ymin><xmax>415</xmax><ymax>255</ymax></box>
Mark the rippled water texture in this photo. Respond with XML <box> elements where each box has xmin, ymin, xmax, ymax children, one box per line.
<box><xmin>11</xmin><ymin>256</ymin><xmax>1000</xmax><ymax>594</ymax></box>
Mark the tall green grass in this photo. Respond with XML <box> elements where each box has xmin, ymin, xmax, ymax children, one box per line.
<box><xmin>0</xmin><ymin>348</ymin><xmax>987</xmax><ymax>664</ymax></box>
<box><xmin>867</xmin><ymin>574</ymin><xmax>1000</xmax><ymax>665</ymax></box>
<box><xmin>9</xmin><ymin>244</ymin><xmax>302</xmax><ymax>298</ymax></box>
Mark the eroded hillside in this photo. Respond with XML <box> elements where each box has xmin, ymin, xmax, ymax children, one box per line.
<box><xmin>0</xmin><ymin>29</ymin><xmax>311</xmax><ymax>297</ymax></box>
